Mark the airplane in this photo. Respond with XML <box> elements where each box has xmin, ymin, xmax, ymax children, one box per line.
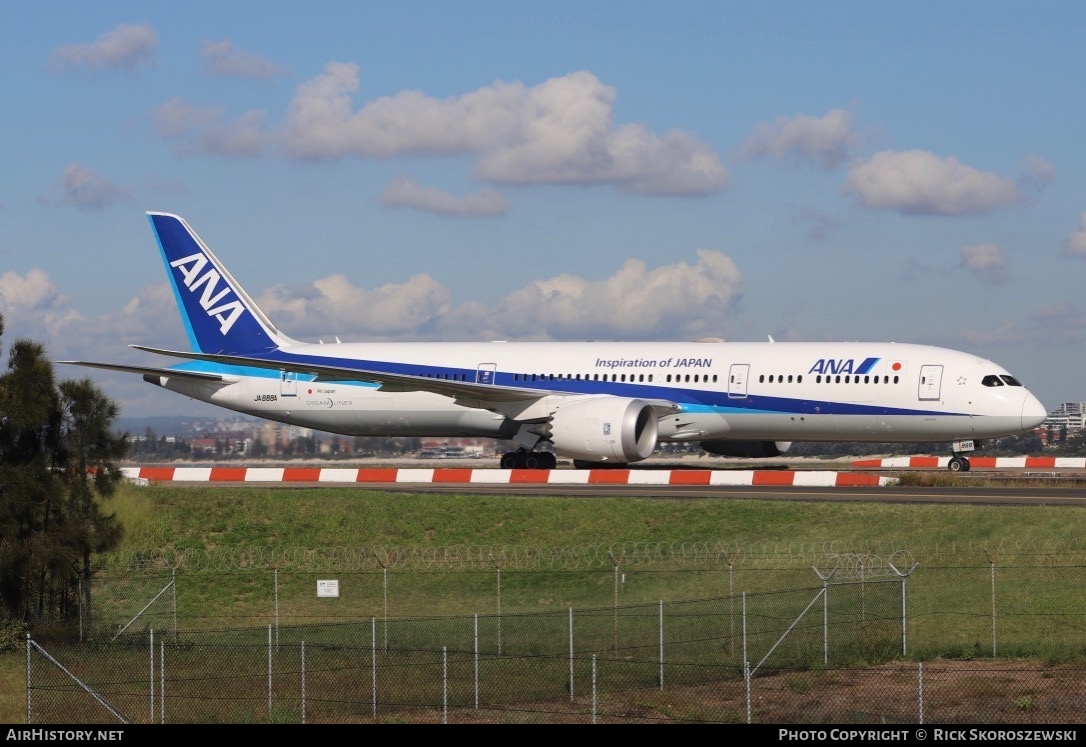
<box><xmin>61</xmin><ymin>212</ymin><xmax>1049</xmax><ymax>472</ymax></box>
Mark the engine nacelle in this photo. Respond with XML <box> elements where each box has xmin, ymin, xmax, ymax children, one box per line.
<box><xmin>548</xmin><ymin>396</ymin><xmax>659</xmax><ymax>463</ymax></box>
<box><xmin>699</xmin><ymin>439</ymin><xmax>793</xmax><ymax>458</ymax></box>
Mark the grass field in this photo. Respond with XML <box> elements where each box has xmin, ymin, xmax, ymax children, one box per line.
<box><xmin>5</xmin><ymin>479</ymin><xmax>1086</xmax><ymax>724</ymax></box>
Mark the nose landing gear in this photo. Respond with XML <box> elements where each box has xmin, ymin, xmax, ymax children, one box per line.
<box><xmin>947</xmin><ymin>439</ymin><xmax>974</xmax><ymax>472</ymax></box>
<box><xmin>948</xmin><ymin>455</ymin><xmax>971</xmax><ymax>472</ymax></box>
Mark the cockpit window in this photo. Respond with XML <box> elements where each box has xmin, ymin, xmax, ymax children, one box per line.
<box><xmin>981</xmin><ymin>375</ymin><xmax>1004</xmax><ymax>387</ymax></box>
<box><xmin>1000</xmin><ymin>375</ymin><xmax>1023</xmax><ymax>387</ymax></box>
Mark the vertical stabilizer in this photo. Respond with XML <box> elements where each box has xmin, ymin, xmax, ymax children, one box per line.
<box><xmin>148</xmin><ymin>212</ymin><xmax>298</xmax><ymax>355</ymax></box>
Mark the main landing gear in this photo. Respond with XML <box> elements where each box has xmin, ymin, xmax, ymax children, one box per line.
<box><xmin>500</xmin><ymin>448</ymin><xmax>557</xmax><ymax>470</ymax></box>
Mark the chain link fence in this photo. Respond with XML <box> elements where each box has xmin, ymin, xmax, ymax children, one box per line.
<box><xmin>23</xmin><ymin>553</ymin><xmax>1086</xmax><ymax>723</ymax></box>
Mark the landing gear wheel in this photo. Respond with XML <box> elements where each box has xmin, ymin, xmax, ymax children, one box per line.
<box><xmin>501</xmin><ymin>449</ymin><xmax>556</xmax><ymax>469</ymax></box>
<box><xmin>948</xmin><ymin>456</ymin><xmax>970</xmax><ymax>472</ymax></box>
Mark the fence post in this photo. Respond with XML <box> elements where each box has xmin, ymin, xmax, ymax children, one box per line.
<box><xmin>301</xmin><ymin>641</ymin><xmax>306</xmax><ymax>725</ymax></box>
<box><xmin>569</xmin><ymin>607</ymin><xmax>574</xmax><ymax>701</ymax></box>
<box><xmin>860</xmin><ymin>555</ymin><xmax>868</xmax><ymax>636</ymax></box>
<box><xmin>25</xmin><ymin>633</ymin><xmax>31</xmax><ymax>725</ymax></box>
<box><xmin>371</xmin><ymin>617</ymin><xmax>377</xmax><ymax>718</ymax></box>
<box><xmin>888</xmin><ymin>561</ymin><xmax>919</xmax><ymax>656</ymax></box>
<box><xmin>726</xmin><ymin>551</ymin><xmax>738</xmax><ymax>657</ymax></box>
<box><xmin>918</xmin><ymin>660</ymin><xmax>924</xmax><ymax>724</ymax></box>
<box><xmin>741</xmin><ymin>591</ymin><xmax>747</xmax><ymax>677</ymax></box>
<box><xmin>172</xmin><ymin>568</ymin><xmax>177</xmax><ymax>644</ymax></box>
<box><xmin>443</xmin><ymin>646</ymin><xmax>448</xmax><ymax>725</ymax></box>
<box><xmin>474</xmin><ymin>613</ymin><xmax>479</xmax><ymax>710</ymax></box>
<box><xmin>273</xmin><ymin>570</ymin><xmax>279</xmax><ymax>651</ymax></box>
<box><xmin>159</xmin><ymin>639</ymin><xmax>165</xmax><ymax>724</ymax></box>
<box><xmin>984</xmin><ymin>547</ymin><xmax>998</xmax><ymax>657</ymax></box>
<box><xmin>658</xmin><ymin>600</ymin><xmax>664</xmax><ymax>690</ymax></box>
<box><xmin>812</xmin><ymin>566</ymin><xmax>837</xmax><ymax>665</ymax></box>
<box><xmin>592</xmin><ymin>654</ymin><xmax>597</xmax><ymax>724</ymax></box>
<box><xmin>267</xmin><ymin>625</ymin><xmax>273</xmax><ymax>721</ymax></box>
<box><xmin>745</xmin><ymin>658</ymin><xmax>751</xmax><ymax>724</ymax></box>
<box><xmin>489</xmin><ymin>553</ymin><xmax>503</xmax><ymax>657</ymax></box>
<box><xmin>608</xmin><ymin>551</ymin><xmax>624</xmax><ymax>658</ymax></box>
<box><xmin>374</xmin><ymin>552</ymin><xmax>390</xmax><ymax>653</ymax></box>
<box><xmin>149</xmin><ymin>629</ymin><xmax>154</xmax><ymax>724</ymax></box>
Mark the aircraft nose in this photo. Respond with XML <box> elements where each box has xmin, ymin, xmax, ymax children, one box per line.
<box><xmin>1022</xmin><ymin>392</ymin><xmax>1048</xmax><ymax>430</ymax></box>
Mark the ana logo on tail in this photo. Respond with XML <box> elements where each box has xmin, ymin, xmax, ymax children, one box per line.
<box><xmin>169</xmin><ymin>253</ymin><xmax>246</xmax><ymax>336</ymax></box>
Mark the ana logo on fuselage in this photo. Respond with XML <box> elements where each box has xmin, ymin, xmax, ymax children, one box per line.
<box><xmin>808</xmin><ymin>357</ymin><xmax>880</xmax><ymax>376</ymax></box>
<box><xmin>169</xmin><ymin>253</ymin><xmax>245</xmax><ymax>335</ymax></box>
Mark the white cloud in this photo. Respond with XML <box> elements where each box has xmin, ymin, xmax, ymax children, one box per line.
<box><xmin>155</xmin><ymin>98</ymin><xmax>269</xmax><ymax>156</ymax></box>
<box><xmin>247</xmin><ymin>249</ymin><xmax>742</xmax><ymax>343</ymax></box>
<box><xmin>843</xmin><ymin>150</ymin><xmax>1022</xmax><ymax>215</ymax></box>
<box><xmin>47</xmin><ymin>164</ymin><xmax>131</xmax><ymax>209</ymax></box>
<box><xmin>202</xmin><ymin>39</ymin><xmax>290</xmax><ymax>79</ymax></box>
<box><xmin>959</xmin><ymin>243</ymin><xmax>1008</xmax><ymax>284</ymax></box>
<box><xmin>380</xmin><ymin>176</ymin><xmax>507</xmax><ymax>217</ymax></box>
<box><xmin>0</xmin><ymin>269</ymin><xmax>83</xmax><ymax>343</ymax></box>
<box><xmin>257</xmin><ymin>273</ymin><xmax>454</xmax><ymax>339</ymax></box>
<box><xmin>1065</xmin><ymin>212</ymin><xmax>1086</xmax><ymax>259</ymax></box>
<box><xmin>50</xmin><ymin>23</ymin><xmax>157</xmax><ymax>71</ymax></box>
<box><xmin>283</xmin><ymin>65</ymin><xmax>727</xmax><ymax>196</ymax></box>
<box><xmin>490</xmin><ymin>249</ymin><xmax>743</xmax><ymax>340</ymax></box>
<box><xmin>735</xmin><ymin>108</ymin><xmax>860</xmax><ymax>170</ymax></box>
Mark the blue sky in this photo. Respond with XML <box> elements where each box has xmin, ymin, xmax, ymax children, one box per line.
<box><xmin>2</xmin><ymin>2</ymin><xmax>1084</xmax><ymax>418</ymax></box>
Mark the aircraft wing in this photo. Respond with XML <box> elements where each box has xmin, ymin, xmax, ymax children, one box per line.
<box><xmin>126</xmin><ymin>345</ymin><xmax>682</xmax><ymax>417</ymax></box>
<box><xmin>57</xmin><ymin>360</ymin><xmax>234</xmax><ymax>382</ymax></box>
<box><xmin>129</xmin><ymin>344</ymin><xmax>554</xmax><ymax>405</ymax></box>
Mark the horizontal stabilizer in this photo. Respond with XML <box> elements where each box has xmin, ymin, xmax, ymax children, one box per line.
<box><xmin>57</xmin><ymin>360</ymin><xmax>231</xmax><ymax>382</ymax></box>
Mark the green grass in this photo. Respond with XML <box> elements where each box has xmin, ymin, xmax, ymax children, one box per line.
<box><xmin>6</xmin><ymin>481</ymin><xmax>1086</xmax><ymax>724</ymax></box>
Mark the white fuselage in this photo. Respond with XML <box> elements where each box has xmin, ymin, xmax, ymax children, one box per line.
<box><xmin>155</xmin><ymin>340</ymin><xmax>1046</xmax><ymax>445</ymax></box>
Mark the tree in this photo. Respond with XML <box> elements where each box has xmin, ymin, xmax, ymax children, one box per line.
<box><xmin>0</xmin><ymin>314</ymin><xmax>128</xmax><ymax>627</ymax></box>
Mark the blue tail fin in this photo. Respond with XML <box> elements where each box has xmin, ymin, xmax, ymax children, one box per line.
<box><xmin>148</xmin><ymin>212</ymin><xmax>297</xmax><ymax>355</ymax></box>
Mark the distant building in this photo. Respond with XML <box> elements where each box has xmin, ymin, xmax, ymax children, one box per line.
<box><xmin>1039</xmin><ymin>402</ymin><xmax>1086</xmax><ymax>444</ymax></box>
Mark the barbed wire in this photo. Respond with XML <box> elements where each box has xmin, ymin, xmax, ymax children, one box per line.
<box><xmin>103</xmin><ymin>536</ymin><xmax>1086</xmax><ymax>574</ymax></box>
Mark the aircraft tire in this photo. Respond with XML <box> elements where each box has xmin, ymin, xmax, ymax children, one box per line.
<box><xmin>948</xmin><ymin>456</ymin><xmax>967</xmax><ymax>472</ymax></box>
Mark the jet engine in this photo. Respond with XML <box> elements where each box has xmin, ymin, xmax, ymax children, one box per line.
<box><xmin>547</xmin><ymin>396</ymin><xmax>659</xmax><ymax>463</ymax></box>
<box><xmin>699</xmin><ymin>439</ymin><xmax>793</xmax><ymax>458</ymax></box>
